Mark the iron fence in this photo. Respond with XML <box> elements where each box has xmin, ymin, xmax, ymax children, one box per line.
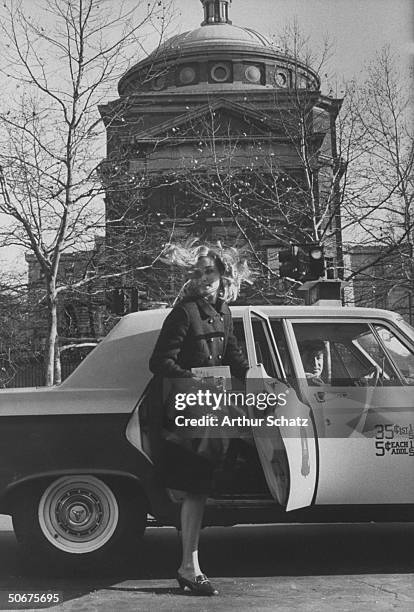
<box><xmin>0</xmin><ymin>355</ymin><xmax>83</xmax><ymax>388</ymax></box>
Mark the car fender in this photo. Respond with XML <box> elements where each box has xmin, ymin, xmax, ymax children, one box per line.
<box><xmin>1</xmin><ymin>468</ymin><xmax>145</xmax><ymax>513</ymax></box>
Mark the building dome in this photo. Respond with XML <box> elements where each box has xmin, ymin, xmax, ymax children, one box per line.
<box><xmin>118</xmin><ymin>0</ymin><xmax>319</xmax><ymax>95</ymax></box>
<box><xmin>148</xmin><ymin>23</ymin><xmax>273</xmax><ymax>57</ymax></box>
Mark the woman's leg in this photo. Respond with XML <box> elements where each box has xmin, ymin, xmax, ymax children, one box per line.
<box><xmin>178</xmin><ymin>492</ymin><xmax>207</xmax><ymax>578</ymax></box>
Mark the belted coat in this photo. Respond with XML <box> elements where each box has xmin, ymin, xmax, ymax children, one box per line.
<box><xmin>149</xmin><ymin>296</ymin><xmax>248</xmax><ymax>381</ymax></box>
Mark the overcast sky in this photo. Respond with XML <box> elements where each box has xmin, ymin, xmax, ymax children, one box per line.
<box><xmin>163</xmin><ymin>0</ymin><xmax>413</xmax><ymax>82</ymax></box>
<box><xmin>0</xmin><ymin>0</ymin><xmax>412</xmax><ymax>272</ymax></box>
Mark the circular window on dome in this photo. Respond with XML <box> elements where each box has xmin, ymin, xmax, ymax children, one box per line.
<box><xmin>179</xmin><ymin>66</ymin><xmax>197</xmax><ymax>85</ymax></box>
<box><xmin>274</xmin><ymin>70</ymin><xmax>289</xmax><ymax>88</ymax></box>
<box><xmin>245</xmin><ymin>65</ymin><xmax>262</xmax><ymax>84</ymax></box>
<box><xmin>151</xmin><ymin>75</ymin><xmax>167</xmax><ymax>91</ymax></box>
<box><xmin>210</xmin><ymin>62</ymin><xmax>232</xmax><ymax>83</ymax></box>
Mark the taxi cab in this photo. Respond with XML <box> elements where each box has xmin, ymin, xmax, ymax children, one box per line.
<box><xmin>0</xmin><ymin>304</ymin><xmax>413</xmax><ymax>569</ymax></box>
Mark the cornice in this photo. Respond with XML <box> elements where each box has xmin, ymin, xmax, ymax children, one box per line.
<box><xmin>99</xmin><ymin>88</ymin><xmax>325</xmax><ymax>120</ymax></box>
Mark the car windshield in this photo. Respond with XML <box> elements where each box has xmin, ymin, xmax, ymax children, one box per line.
<box><xmin>394</xmin><ymin>315</ymin><xmax>414</xmax><ymax>343</ymax></box>
<box><xmin>373</xmin><ymin>324</ymin><xmax>414</xmax><ymax>384</ymax></box>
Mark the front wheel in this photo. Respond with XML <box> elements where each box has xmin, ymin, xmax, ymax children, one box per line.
<box><xmin>12</xmin><ymin>475</ymin><xmax>147</xmax><ymax>571</ymax></box>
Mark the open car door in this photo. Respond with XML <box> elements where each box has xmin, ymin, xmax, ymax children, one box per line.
<box><xmin>290</xmin><ymin>318</ymin><xmax>414</xmax><ymax>505</ymax></box>
<box><xmin>243</xmin><ymin>308</ymin><xmax>318</xmax><ymax>511</ymax></box>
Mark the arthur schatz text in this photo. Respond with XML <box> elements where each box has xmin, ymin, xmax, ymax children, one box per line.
<box><xmin>174</xmin><ymin>413</ymin><xmax>309</xmax><ymax>428</ymax></box>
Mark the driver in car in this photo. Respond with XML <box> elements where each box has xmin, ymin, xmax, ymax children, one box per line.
<box><xmin>300</xmin><ymin>340</ymin><xmax>326</xmax><ymax>386</ymax></box>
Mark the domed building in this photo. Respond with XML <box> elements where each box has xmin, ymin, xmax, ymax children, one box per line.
<box><xmin>118</xmin><ymin>1</ymin><xmax>319</xmax><ymax>96</ymax></box>
<box><xmin>99</xmin><ymin>0</ymin><xmax>343</xmax><ymax>308</ymax></box>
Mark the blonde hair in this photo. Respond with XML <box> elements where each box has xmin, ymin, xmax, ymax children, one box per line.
<box><xmin>161</xmin><ymin>241</ymin><xmax>252</xmax><ymax>303</ymax></box>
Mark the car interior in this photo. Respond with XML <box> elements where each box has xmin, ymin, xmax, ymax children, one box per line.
<box><xmin>292</xmin><ymin>322</ymin><xmax>409</xmax><ymax>386</ymax></box>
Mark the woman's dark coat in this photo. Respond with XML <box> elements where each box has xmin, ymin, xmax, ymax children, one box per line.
<box><xmin>148</xmin><ymin>296</ymin><xmax>249</xmax><ymax>493</ymax></box>
<box><xmin>149</xmin><ymin>296</ymin><xmax>248</xmax><ymax>380</ymax></box>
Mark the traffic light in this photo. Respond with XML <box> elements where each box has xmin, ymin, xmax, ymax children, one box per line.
<box><xmin>278</xmin><ymin>246</ymin><xmax>301</xmax><ymax>280</ymax></box>
<box><xmin>107</xmin><ymin>287</ymin><xmax>142</xmax><ymax>315</ymax></box>
<box><xmin>306</xmin><ymin>244</ymin><xmax>325</xmax><ymax>280</ymax></box>
<box><xmin>107</xmin><ymin>288</ymin><xmax>126</xmax><ymax>315</ymax></box>
<box><xmin>278</xmin><ymin>244</ymin><xmax>325</xmax><ymax>282</ymax></box>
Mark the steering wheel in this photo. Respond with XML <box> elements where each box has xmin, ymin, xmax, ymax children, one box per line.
<box><xmin>357</xmin><ymin>366</ymin><xmax>383</xmax><ymax>387</ymax></box>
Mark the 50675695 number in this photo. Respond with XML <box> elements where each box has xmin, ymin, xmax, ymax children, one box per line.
<box><xmin>2</xmin><ymin>592</ymin><xmax>62</xmax><ymax>606</ymax></box>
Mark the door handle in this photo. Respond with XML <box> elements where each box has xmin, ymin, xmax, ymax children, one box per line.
<box><xmin>314</xmin><ymin>391</ymin><xmax>348</xmax><ymax>403</ymax></box>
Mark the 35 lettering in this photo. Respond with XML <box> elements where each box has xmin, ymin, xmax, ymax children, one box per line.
<box><xmin>375</xmin><ymin>424</ymin><xmax>394</xmax><ymax>440</ymax></box>
<box><xmin>375</xmin><ymin>424</ymin><xmax>394</xmax><ymax>456</ymax></box>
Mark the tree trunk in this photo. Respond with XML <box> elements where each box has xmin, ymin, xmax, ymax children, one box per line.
<box><xmin>54</xmin><ymin>344</ymin><xmax>62</xmax><ymax>386</ymax></box>
<box><xmin>45</xmin><ymin>280</ymin><xmax>58</xmax><ymax>386</ymax></box>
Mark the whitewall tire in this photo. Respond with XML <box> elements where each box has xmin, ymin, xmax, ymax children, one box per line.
<box><xmin>38</xmin><ymin>476</ymin><xmax>119</xmax><ymax>554</ymax></box>
<box><xmin>12</xmin><ymin>474</ymin><xmax>147</xmax><ymax>571</ymax></box>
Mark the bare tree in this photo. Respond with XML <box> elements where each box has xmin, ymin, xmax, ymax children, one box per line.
<box><xmin>0</xmin><ymin>272</ymin><xmax>33</xmax><ymax>387</ymax></box>
<box><xmin>0</xmin><ymin>0</ymin><xmax>171</xmax><ymax>385</ymax></box>
<box><xmin>340</xmin><ymin>47</ymin><xmax>414</xmax><ymax>316</ymax></box>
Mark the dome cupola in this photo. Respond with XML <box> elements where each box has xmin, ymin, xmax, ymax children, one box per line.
<box><xmin>200</xmin><ymin>0</ymin><xmax>232</xmax><ymax>25</ymax></box>
<box><xmin>118</xmin><ymin>0</ymin><xmax>320</xmax><ymax>95</ymax></box>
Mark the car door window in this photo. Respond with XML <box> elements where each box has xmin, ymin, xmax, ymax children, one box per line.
<box><xmin>292</xmin><ymin>322</ymin><xmax>402</xmax><ymax>386</ymax></box>
<box><xmin>233</xmin><ymin>319</ymin><xmax>248</xmax><ymax>363</ymax></box>
<box><xmin>251</xmin><ymin>316</ymin><xmax>280</xmax><ymax>379</ymax></box>
<box><xmin>331</xmin><ymin>342</ymin><xmax>368</xmax><ymax>380</ymax></box>
<box><xmin>270</xmin><ymin>319</ymin><xmax>294</xmax><ymax>383</ymax></box>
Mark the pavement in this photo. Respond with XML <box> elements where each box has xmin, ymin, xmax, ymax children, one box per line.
<box><xmin>33</xmin><ymin>575</ymin><xmax>414</xmax><ymax>612</ymax></box>
<box><xmin>0</xmin><ymin>516</ymin><xmax>413</xmax><ymax>611</ymax></box>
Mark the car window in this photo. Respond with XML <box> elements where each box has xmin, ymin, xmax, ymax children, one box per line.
<box><xmin>234</xmin><ymin>317</ymin><xmax>283</xmax><ymax>379</ymax></box>
<box><xmin>374</xmin><ymin>324</ymin><xmax>414</xmax><ymax>385</ymax></box>
<box><xmin>251</xmin><ymin>316</ymin><xmax>280</xmax><ymax>379</ymax></box>
<box><xmin>292</xmin><ymin>322</ymin><xmax>402</xmax><ymax>386</ymax></box>
<box><xmin>270</xmin><ymin>319</ymin><xmax>294</xmax><ymax>381</ymax></box>
<box><xmin>233</xmin><ymin>319</ymin><xmax>248</xmax><ymax>363</ymax></box>
<box><xmin>331</xmin><ymin>342</ymin><xmax>367</xmax><ymax>379</ymax></box>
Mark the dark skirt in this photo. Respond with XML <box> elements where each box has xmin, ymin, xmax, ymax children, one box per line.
<box><xmin>145</xmin><ymin>375</ymin><xmax>228</xmax><ymax>494</ymax></box>
<box><xmin>157</xmin><ymin>439</ymin><xmax>216</xmax><ymax>494</ymax></box>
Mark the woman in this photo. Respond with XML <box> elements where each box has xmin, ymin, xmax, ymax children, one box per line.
<box><xmin>149</xmin><ymin>243</ymin><xmax>251</xmax><ymax>596</ymax></box>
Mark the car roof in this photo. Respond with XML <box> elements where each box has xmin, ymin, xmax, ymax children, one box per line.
<box><xmin>60</xmin><ymin>304</ymin><xmax>407</xmax><ymax>395</ymax></box>
<box><xmin>103</xmin><ymin>305</ymin><xmax>403</xmax><ymax>344</ymax></box>
<box><xmin>229</xmin><ymin>305</ymin><xmax>401</xmax><ymax>320</ymax></box>
<box><xmin>120</xmin><ymin>304</ymin><xmax>400</xmax><ymax>323</ymax></box>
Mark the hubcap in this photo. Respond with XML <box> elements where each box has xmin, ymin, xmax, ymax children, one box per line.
<box><xmin>56</xmin><ymin>489</ymin><xmax>103</xmax><ymax>536</ymax></box>
<box><xmin>68</xmin><ymin>504</ymin><xmax>89</xmax><ymax>525</ymax></box>
<box><xmin>38</xmin><ymin>476</ymin><xmax>119</xmax><ymax>554</ymax></box>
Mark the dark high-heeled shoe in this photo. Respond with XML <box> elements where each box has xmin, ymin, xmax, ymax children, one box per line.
<box><xmin>176</xmin><ymin>572</ymin><xmax>219</xmax><ymax>596</ymax></box>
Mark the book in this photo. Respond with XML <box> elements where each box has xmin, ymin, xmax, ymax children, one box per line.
<box><xmin>191</xmin><ymin>365</ymin><xmax>232</xmax><ymax>390</ymax></box>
